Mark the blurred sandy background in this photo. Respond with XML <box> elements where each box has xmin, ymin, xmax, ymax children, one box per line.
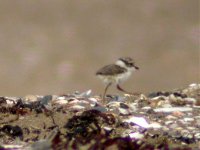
<box><xmin>0</xmin><ymin>1</ymin><xmax>199</xmax><ymax>96</ymax></box>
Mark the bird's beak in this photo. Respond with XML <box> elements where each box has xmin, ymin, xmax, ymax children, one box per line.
<box><xmin>135</xmin><ymin>66</ymin><xmax>139</xmax><ymax>70</ymax></box>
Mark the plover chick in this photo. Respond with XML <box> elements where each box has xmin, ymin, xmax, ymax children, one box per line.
<box><xmin>96</xmin><ymin>57</ymin><xmax>139</xmax><ymax>100</ymax></box>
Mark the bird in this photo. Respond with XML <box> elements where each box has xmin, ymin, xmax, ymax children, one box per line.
<box><xmin>96</xmin><ymin>57</ymin><xmax>139</xmax><ymax>100</ymax></box>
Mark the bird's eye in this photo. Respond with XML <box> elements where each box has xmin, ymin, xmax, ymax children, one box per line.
<box><xmin>129</xmin><ymin>63</ymin><xmax>133</xmax><ymax>66</ymax></box>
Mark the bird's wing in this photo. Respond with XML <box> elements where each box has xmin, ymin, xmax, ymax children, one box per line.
<box><xmin>96</xmin><ymin>64</ymin><xmax>127</xmax><ymax>75</ymax></box>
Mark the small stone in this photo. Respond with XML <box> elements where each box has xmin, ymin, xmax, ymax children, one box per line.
<box><xmin>79</xmin><ymin>89</ymin><xmax>92</xmax><ymax>98</ymax></box>
<box><xmin>169</xmin><ymin>94</ymin><xmax>186</xmax><ymax>106</ymax></box>
<box><xmin>148</xmin><ymin>91</ymin><xmax>170</xmax><ymax>98</ymax></box>
<box><xmin>118</xmin><ymin>108</ymin><xmax>130</xmax><ymax>115</ymax></box>
<box><xmin>69</xmin><ymin>105</ymin><xmax>85</xmax><ymax>111</ymax></box>
<box><xmin>124</xmin><ymin>117</ymin><xmax>150</xmax><ymax>128</ymax></box>
<box><xmin>173</xmin><ymin>92</ymin><xmax>187</xmax><ymax>98</ymax></box>
<box><xmin>5</xmin><ymin>97</ymin><xmax>20</xmax><ymax>101</ymax></box>
<box><xmin>142</xmin><ymin>106</ymin><xmax>151</xmax><ymax>110</ymax></box>
<box><xmin>154</xmin><ymin>107</ymin><xmax>193</xmax><ymax>113</ymax></box>
<box><xmin>195</xmin><ymin>116</ymin><xmax>200</xmax><ymax>119</ymax></box>
<box><xmin>122</xmin><ymin>129</ymin><xmax>133</xmax><ymax>137</ymax></box>
<box><xmin>120</xmin><ymin>103</ymin><xmax>129</xmax><ymax>109</ymax></box>
<box><xmin>160</xmin><ymin>103</ymin><xmax>172</xmax><ymax>108</ymax></box>
<box><xmin>172</xmin><ymin>111</ymin><xmax>184</xmax><ymax>117</ymax></box>
<box><xmin>171</xmin><ymin>131</ymin><xmax>182</xmax><ymax>139</ymax></box>
<box><xmin>129</xmin><ymin>102</ymin><xmax>138</xmax><ymax>108</ymax></box>
<box><xmin>151</xmin><ymin>96</ymin><xmax>167</xmax><ymax>101</ymax></box>
<box><xmin>139</xmin><ymin>94</ymin><xmax>147</xmax><ymax>100</ymax></box>
<box><xmin>175</xmin><ymin>127</ymin><xmax>184</xmax><ymax>131</ymax></box>
<box><xmin>106</xmin><ymin>101</ymin><xmax>120</xmax><ymax>108</ymax></box>
<box><xmin>92</xmin><ymin>106</ymin><xmax>107</xmax><ymax>112</ymax></box>
<box><xmin>149</xmin><ymin>122</ymin><xmax>162</xmax><ymax>129</ymax></box>
<box><xmin>166</xmin><ymin>115</ymin><xmax>177</xmax><ymax>120</ymax></box>
<box><xmin>187</xmin><ymin>127</ymin><xmax>196</xmax><ymax>131</ymax></box>
<box><xmin>183</xmin><ymin>118</ymin><xmax>194</xmax><ymax>122</ymax></box>
<box><xmin>162</xmin><ymin>126</ymin><xmax>170</xmax><ymax>132</ymax></box>
<box><xmin>23</xmin><ymin>95</ymin><xmax>38</xmax><ymax>103</ymax></box>
<box><xmin>103</xmin><ymin>126</ymin><xmax>112</xmax><ymax>131</ymax></box>
<box><xmin>129</xmin><ymin>132</ymin><xmax>144</xmax><ymax>139</ymax></box>
<box><xmin>189</xmin><ymin>83</ymin><xmax>200</xmax><ymax>89</ymax></box>
<box><xmin>40</xmin><ymin>95</ymin><xmax>53</xmax><ymax>105</ymax></box>
<box><xmin>68</xmin><ymin>99</ymin><xmax>90</xmax><ymax>106</ymax></box>
<box><xmin>169</xmin><ymin>123</ymin><xmax>178</xmax><ymax>129</ymax></box>
<box><xmin>165</xmin><ymin>121</ymin><xmax>174</xmax><ymax>125</ymax></box>
<box><xmin>194</xmin><ymin>133</ymin><xmax>200</xmax><ymax>140</ymax></box>
<box><xmin>193</xmin><ymin>105</ymin><xmax>200</xmax><ymax>108</ymax></box>
<box><xmin>88</xmin><ymin>98</ymin><xmax>98</xmax><ymax>103</ymax></box>
<box><xmin>5</xmin><ymin>99</ymin><xmax>16</xmax><ymax>106</ymax></box>
<box><xmin>52</xmin><ymin>97</ymin><xmax>68</xmax><ymax>105</ymax></box>
<box><xmin>184</xmin><ymin>97</ymin><xmax>196</xmax><ymax>104</ymax></box>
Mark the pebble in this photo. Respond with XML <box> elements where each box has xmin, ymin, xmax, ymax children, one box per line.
<box><xmin>124</xmin><ymin>117</ymin><xmax>150</xmax><ymax>128</ymax></box>
<box><xmin>106</xmin><ymin>101</ymin><xmax>120</xmax><ymax>108</ymax></box>
<box><xmin>187</xmin><ymin>127</ymin><xmax>196</xmax><ymax>131</ymax></box>
<box><xmin>120</xmin><ymin>103</ymin><xmax>129</xmax><ymax>109</ymax></box>
<box><xmin>169</xmin><ymin>123</ymin><xmax>178</xmax><ymax>129</ymax></box>
<box><xmin>165</xmin><ymin>121</ymin><xmax>174</xmax><ymax>125</ymax></box>
<box><xmin>183</xmin><ymin>118</ymin><xmax>194</xmax><ymax>122</ymax></box>
<box><xmin>175</xmin><ymin>127</ymin><xmax>184</xmax><ymax>131</ymax></box>
<box><xmin>40</xmin><ymin>95</ymin><xmax>53</xmax><ymax>105</ymax></box>
<box><xmin>5</xmin><ymin>99</ymin><xmax>16</xmax><ymax>106</ymax></box>
<box><xmin>68</xmin><ymin>99</ymin><xmax>89</xmax><ymax>106</ymax></box>
<box><xmin>194</xmin><ymin>133</ymin><xmax>200</xmax><ymax>139</ymax></box>
<box><xmin>189</xmin><ymin>83</ymin><xmax>200</xmax><ymax>89</ymax></box>
<box><xmin>52</xmin><ymin>97</ymin><xmax>68</xmax><ymax>105</ymax></box>
<box><xmin>165</xmin><ymin>115</ymin><xmax>177</xmax><ymax>120</ymax></box>
<box><xmin>103</xmin><ymin>126</ymin><xmax>112</xmax><ymax>131</ymax></box>
<box><xmin>154</xmin><ymin>107</ymin><xmax>193</xmax><ymax>113</ymax></box>
<box><xmin>79</xmin><ymin>89</ymin><xmax>92</xmax><ymax>98</ymax></box>
<box><xmin>1</xmin><ymin>83</ymin><xmax>200</xmax><ymax>148</ymax></box>
<box><xmin>92</xmin><ymin>106</ymin><xmax>107</xmax><ymax>112</ymax></box>
<box><xmin>151</xmin><ymin>96</ymin><xmax>167</xmax><ymax>101</ymax></box>
<box><xmin>129</xmin><ymin>103</ymin><xmax>138</xmax><ymax>112</ymax></box>
<box><xmin>184</xmin><ymin>97</ymin><xmax>196</xmax><ymax>104</ymax></box>
<box><xmin>118</xmin><ymin>108</ymin><xmax>130</xmax><ymax>115</ymax></box>
<box><xmin>88</xmin><ymin>98</ymin><xmax>98</xmax><ymax>103</ymax></box>
<box><xmin>69</xmin><ymin>105</ymin><xmax>85</xmax><ymax>111</ymax></box>
<box><xmin>142</xmin><ymin>106</ymin><xmax>151</xmax><ymax>110</ymax></box>
<box><xmin>149</xmin><ymin>122</ymin><xmax>162</xmax><ymax>129</ymax></box>
<box><xmin>23</xmin><ymin>95</ymin><xmax>38</xmax><ymax>103</ymax></box>
<box><xmin>129</xmin><ymin>132</ymin><xmax>144</xmax><ymax>139</ymax></box>
<box><xmin>172</xmin><ymin>111</ymin><xmax>184</xmax><ymax>117</ymax></box>
<box><xmin>139</xmin><ymin>94</ymin><xmax>147</xmax><ymax>100</ymax></box>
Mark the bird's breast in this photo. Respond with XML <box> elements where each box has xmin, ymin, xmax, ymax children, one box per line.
<box><xmin>97</xmin><ymin>71</ymin><xmax>132</xmax><ymax>85</ymax></box>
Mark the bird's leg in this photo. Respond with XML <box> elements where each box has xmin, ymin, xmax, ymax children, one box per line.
<box><xmin>117</xmin><ymin>84</ymin><xmax>130</xmax><ymax>93</ymax></box>
<box><xmin>117</xmin><ymin>84</ymin><xmax>140</xmax><ymax>96</ymax></box>
<box><xmin>103</xmin><ymin>82</ymin><xmax>112</xmax><ymax>101</ymax></box>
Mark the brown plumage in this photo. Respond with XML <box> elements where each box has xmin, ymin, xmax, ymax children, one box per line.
<box><xmin>96</xmin><ymin>64</ymin><xmax>127</xmax><ymax>76</ymax></box>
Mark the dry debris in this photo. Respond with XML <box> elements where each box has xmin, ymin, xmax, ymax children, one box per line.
<box><xmin>0</xmin><ymin>83</ymin><xmax>199</xmax><ymax>149</ymax></box>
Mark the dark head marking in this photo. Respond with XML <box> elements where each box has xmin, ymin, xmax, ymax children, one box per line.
<box><xmin>119</xmin><ymin>57</ymin><xmax>139</xmax><ymax>69</ymax></box>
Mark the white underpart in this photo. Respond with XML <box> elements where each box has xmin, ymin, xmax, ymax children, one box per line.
<box><xmin>97</xmin><ymin>60</ymin><xmax>136</xmax><ymax>85</ymax></box>
<box><xmin>115</xmin><ymin>60</ymin><xmax>136</xmax><ymax>72</ymax></box>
